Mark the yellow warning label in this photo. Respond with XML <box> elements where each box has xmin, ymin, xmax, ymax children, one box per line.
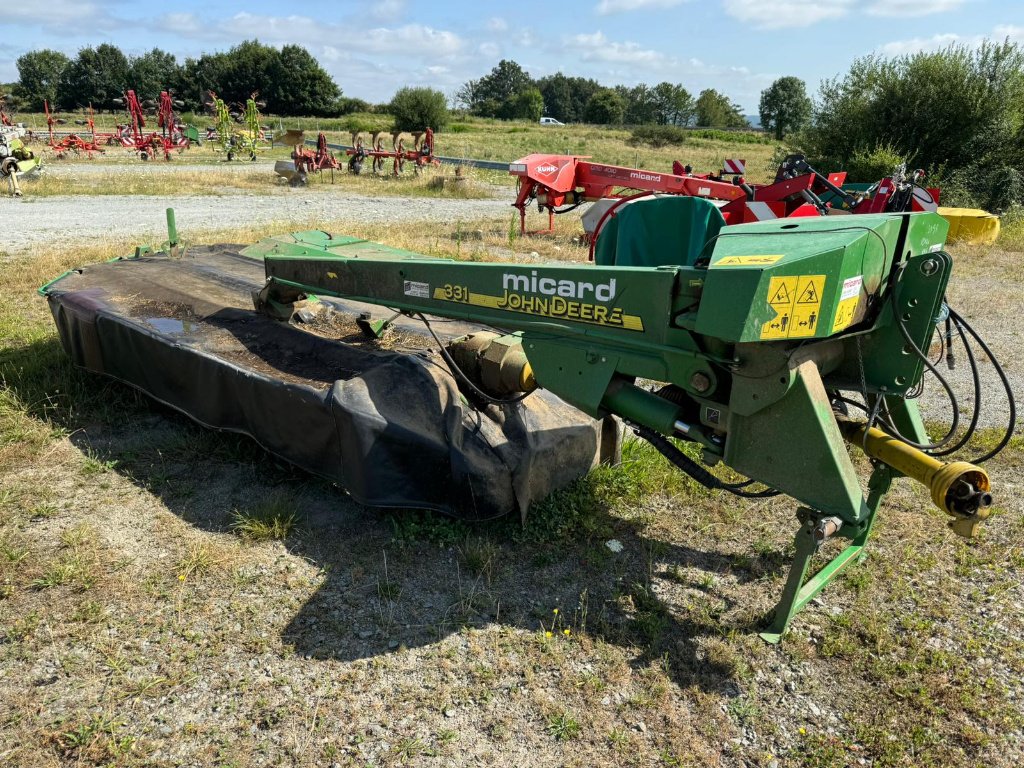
<box><xmin>760</xmin><ymin>274</ymin><xmax>826</xmax><ymax>340</ymax></box>
<box><xmin>768</xmin><ymin>277</ymin><xmax>797</xmax><ymax>306</ymax></box>
<box><xmin>714</xmin><ymin>254</ymin><xmax>784</xmax><ymax>267</ymax></box>
<box><xmin>832</xmin><ymin>296</ymin><xmax>858</xmax><ymax>333</ymax></box>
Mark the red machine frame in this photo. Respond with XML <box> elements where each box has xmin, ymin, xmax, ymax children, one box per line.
<box><xmin>43</xmin><ymin>100</ymin><xmax>104</xmax><ymax>158</ymax></box>
<box><xmin>510</xmin><ymin>152</ymin><xmax>940</xmax><ymax>251</ymax></box>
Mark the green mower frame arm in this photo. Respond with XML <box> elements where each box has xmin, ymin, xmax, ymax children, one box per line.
<box><xmin>244</xmin><ymin>210</ymin><xmax>991</xmax><ymax>641</ymax></box>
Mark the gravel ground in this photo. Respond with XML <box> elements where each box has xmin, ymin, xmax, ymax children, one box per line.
<box><xmin>0</xmin><ymin>192</ymin><xmax>512</xmax><ymax>255</ymax></box>
<box><xmin>32</xmin><ymin>160</ymin><xmax>274</xmax><ymax>176</ymax></box>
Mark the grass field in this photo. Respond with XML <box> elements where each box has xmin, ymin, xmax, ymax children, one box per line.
<box><xmin>1</xmin><ymin>184</ymin><xmax>1023</xmax><ymax>766</ymax></box>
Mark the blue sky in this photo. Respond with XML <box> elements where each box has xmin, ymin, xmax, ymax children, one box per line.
<box><xmin>3</xmin><ymin>0</ymin><xmax>1024</xmax><ymax>111</ymax></box>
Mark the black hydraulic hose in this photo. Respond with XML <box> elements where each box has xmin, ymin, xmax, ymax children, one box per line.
<box><xmin>632</xmin><ymin>424</ymin><xmax>780</xmax><ymax>499</ymax></box>
<box><xmin>927</xmin><ymin>317</ymin><xmax>982</xmax><ymax>458</ymax></box>
<box><xmin>883</xmin><ymin>274</ymin><xmax>961</xmax><ymax>450</ymax></box>
<box><xmin>948</xmin><ymin>308</ymin><xmax>1017</xmax><ymax>463</ymax></box>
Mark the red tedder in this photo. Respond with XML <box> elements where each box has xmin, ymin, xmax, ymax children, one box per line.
<box><xmin>108</xmin><ymin>90</ymin><xmax>191</xmax><ymax>161</ymax></box>
<box><xmin>43</xmin><ymin>100</ymin><xmax>104</xmax><ymax>158</ymax></box>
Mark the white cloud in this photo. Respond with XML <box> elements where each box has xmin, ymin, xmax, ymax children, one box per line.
<box><xmin>993</xmin><ymin>24</ymin><xmax>1024</xmax><ymax>42</ymax></box>
<box><xmin>370</xmin><ymin>0</ymin><xmax>407</xmax><ymax>21</ymax></box>
<box><xmin>5</xmin><ymin>0</ymin><xmax>123</xmax><ymax>32</ymax></box>
<box><xmin>486</xmin><ymin>17</ymin><xmax>508</xmax><ymax>31</ymax></box>
<box><xmin>564</xmin><ymin>31</ymin><xmax>669</xmax><ymax>66</ymax></box>
<box><xmin>877</xmin><ymin>24</ymin><xmax>1024</xmax><ymax>56</ymax></box>
<box><xmin>595</xmin><ymin>0</ymin><xmax>686</xmax><ymax>15</ymax></box>
<box><xmin>478</xmin><ymin>42</ymin><xmax>500</xmax><ymax>58</ymax></box>
<box><xmin>153</xmin><ymin>13</ymin><xmax>464</xmax><ymax>58</ymax></box>
<box><xmin>722</xmin><ymin>0</ymin><xmax>852</xmax><ymax>29</ymax></box>
<box><xmin>866</xmin><ymin>0</ymin><xmax>965</xmax><ymax>17</ymax></box>
<box><xmin>878</xmin><ymin>33</ymin><xmax>964</xmax><ymax>56</ymax></box>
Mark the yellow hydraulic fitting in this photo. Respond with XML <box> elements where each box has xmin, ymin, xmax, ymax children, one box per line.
<box><xmin>840</xmin><ymin>422</ymin><xmax>992</xmax><ymax>538</ymax></box>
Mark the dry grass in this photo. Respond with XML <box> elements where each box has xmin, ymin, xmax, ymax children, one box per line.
<box><xmin>1</xmin><ymin>218</ymin><xmax>1022</xmax><ymax>767</ymax></box>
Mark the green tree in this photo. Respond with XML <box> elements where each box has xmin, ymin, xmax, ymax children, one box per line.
<box><xmin>758</xmin><ymin>76</ymin><xmax>812</xmax><ymax>140</ymax></box>
<box><xmin>695</xmin><ymin>89</ymin><xmax>748</xmax><ymax>128</ymax></box>
<box><xmin>389</xmin><ymin>86</ymin><xmax>449</xmax><ymax>130</ymax></box>
<box><xmin>129</xmin><ymin>49</ymin><xmax>181</xmax><ymax>100</ymax></box>
<box><xmin>57</xmin><ymin>44</ymin><xmax>130</xmax><ymax>109</ymax></box>
<box><xmin>584</xmin><ymin>89</ymin><xmax>625</xmax><ymax>125</ymax></box>
<box><xmin>653</xmin><ymin>82</ymin><xmax>695</xmax><ymax>126</ymax></box>
<box><xmin>268</xmin><ymin>45</ymin><xmax>340</xmax><ymax>116</ymax></box>
<box><xmin>617</xmin><ymin>84</ymin><xmax>659</xmax><ymax>125</ymax></box>
<box><xmin>457</xmin><ymin>59</ymin><xmax>534</xmax><ymax>117</ymax></box>
<box><xmin>15</xmin><ymin>49</ymin><xmax>70</xmax><ymax>111</ymax></box>
<box><xmin>500</xmin><ymin>87</ymin><xmax>543</xmax><ymax>121</ymax></box>
<box><xmin>176</xmin><ymin>53</ymin><xmax>230</xmax><ymax>111</ymax></box>
<box><xmin>537</xmin><ymin>73</ymin><xmax>600</xmax><ymax>122</ymax></box>
<box><xmin>216</xmin><ymin>40</ymin><xmax>279</xmax><ymax>106</ymax></box>
<box><xmin>806</xmin><ymin>41</ymin><xmax>1024</xmax><ymax>174</ymax></box>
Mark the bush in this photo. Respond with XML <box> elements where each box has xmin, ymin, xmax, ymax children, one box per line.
<box><xmin>845</xmin><ymin>143</ymin><xmax>906</xmax><ymax>182</ymax></box>
<box><xmin>627</xmin><ymin>124</ymin><xmax>688</xmax><ymax>148</ymax></box>
<box><xmin>389</xmin><ymin>87</ymin><xmax>449</xmax><ymax>131</ymax></box>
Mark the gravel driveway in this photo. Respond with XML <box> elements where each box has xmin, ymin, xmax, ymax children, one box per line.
<box><xmin>0</xmin><ymin>192</ymin><xmax>512</xmax><ymax>254</ymax></box>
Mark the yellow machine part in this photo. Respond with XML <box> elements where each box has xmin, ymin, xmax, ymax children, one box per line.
<box><xmin>840</xmin><ymin>422</ymin><xmax>992</xmax><ymax>538</ymax></box>
<box><xmin>938</xmin><ymin>206</ymin><xmax>1001</xmax><ymax>245</ymax></box>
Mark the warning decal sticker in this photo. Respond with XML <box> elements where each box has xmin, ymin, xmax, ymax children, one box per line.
<box><xmin>713</xmin><ymin>254</ymin><xmax>784</xmax><ymax>267</ymax></box>
<box><xmin>832</xmin><ymin>275</ymin><xmax>863</xmax><ymax>333</ymax></box>
<box><xmin>760</xmin><ymin>274</ymin><xmax>825</xmax><ymax>340</ymax></box>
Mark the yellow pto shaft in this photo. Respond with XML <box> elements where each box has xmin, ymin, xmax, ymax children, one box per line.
<box><xmin>840</xmin><ymin>422</ymin><xmax>993</xmax><ymax>538</ymax></box>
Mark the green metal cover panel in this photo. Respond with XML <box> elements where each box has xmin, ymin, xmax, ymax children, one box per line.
<box><xmin>593</xmin><ymin>196</ymin><xmax>726</xmax><ymax>268</ymax></box>
<box><xmin>695</xmin><ymin>214</ymin><xmax>903</xmax><ymax>343</ymax></box>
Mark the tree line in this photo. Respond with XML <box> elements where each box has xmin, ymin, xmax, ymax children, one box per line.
<box><xmin>455</xmin><ymin>59</ymin><xmax>753</xmax><ymax>128</ymax></box>
<box><xmin>12</xmin><ymin>41</ymin><xmax>347</xmax><ymax>116</ymax></box>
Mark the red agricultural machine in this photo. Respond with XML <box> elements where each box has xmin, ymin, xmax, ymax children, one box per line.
<box><xmin>43</xmin><ymin>101</ymin><xmax>104</xmax><ymax>158</ymax></box>
<box><xmin>345</xmin><ymin>128</ymin><xmax>439</xmax><ymax>175</ymax></box>
<box><xmin>292</xmin><ymin>132</ymin><xmax>342</xmax><ymax>177</ymax></box>
<box><xmin>274</xmin><ymin>128</ymin><xmax>440</xmax><ymax>185</ymax></box>
<box><xmin>109</xmin><ymin>89</ymin><xmax>194</xmax><ymax>160</ymax></box>
<box><xmin>510</xmin><ymin>151</ymin><xmax>943</xmax><ymax>250</ymax></box>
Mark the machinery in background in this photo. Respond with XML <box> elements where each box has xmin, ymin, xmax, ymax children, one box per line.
<box><xmin>1</xmin><ymin>123</ymin><xmax>40</xmax><ymax>196</ymax></box>
<box><xmin>207</xmin><ymin>91</ymin><xmax>264</xmax><ymax>161</ymax></box>
<box><xmin>42</xmin><ymin>201</ymin><xmax>1014</xmax><ymax>640</ymax></box>
<box><xmin>511</xmin><ymin>151</ymin><xmax>1000</xmax><ymax>246</ymax></box>
<box><xmin>273</xmin><ymin>130</ymin><xmax>341</xmax><ymax>185</ymax></box>
<box><xmin>273</xmin><ymin>128</ymin><xmax>440</xmax><ymax>184</ymax></box>
<box><xmin>43</xmin><ymin>100</ymin><xmax>104</xmax><ymax>158</ymax></box>
<box><xmin>344</xmin><ymin>128</ymin><xmax>439</xmax><ymax>176</ymax></box>
<box><xmin>109</xmin><ymin>89</ymin><xmax>197</xmax><ymax>161</ymax></box>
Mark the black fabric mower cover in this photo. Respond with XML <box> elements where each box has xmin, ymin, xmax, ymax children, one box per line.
<box><xmin>42</xmin><ymin>246</ymin><xmax>618</xmax><ymax>521</ymax></box>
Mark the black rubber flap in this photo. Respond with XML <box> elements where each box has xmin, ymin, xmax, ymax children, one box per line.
<box><xmin>42</xmin><ymin>246</ymin><xmax>615</xmax><ymax>521</ymax></box>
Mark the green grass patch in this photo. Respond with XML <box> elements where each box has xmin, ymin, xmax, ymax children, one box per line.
<box><xmin>231</xmin><ymin>494</ymin><xmax>299</xmax><ymax>542</ymax></box>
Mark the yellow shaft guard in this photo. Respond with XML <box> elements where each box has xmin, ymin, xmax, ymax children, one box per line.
<box><xmin>840</xmin><ymin>422</ymin><xmax>992</xmax><ymax>538</ymax></box>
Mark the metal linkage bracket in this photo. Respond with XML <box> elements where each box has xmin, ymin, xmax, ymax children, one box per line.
<box><xmin>760</xmin><ymin>465</ymin><xmax>894</xmax><ymax>643</ymax></box>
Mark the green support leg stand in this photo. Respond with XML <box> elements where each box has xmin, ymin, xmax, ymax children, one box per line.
<box><xmin>759</xmin><ymin>466</ymin><xmax>894</xmax><ymax>644</ymax></box>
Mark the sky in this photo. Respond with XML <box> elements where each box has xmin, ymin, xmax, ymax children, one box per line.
<box><xmin>3</xmin><ymin>0</ymin><xmax>1024</xmax><ymax>112</ymax></box>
